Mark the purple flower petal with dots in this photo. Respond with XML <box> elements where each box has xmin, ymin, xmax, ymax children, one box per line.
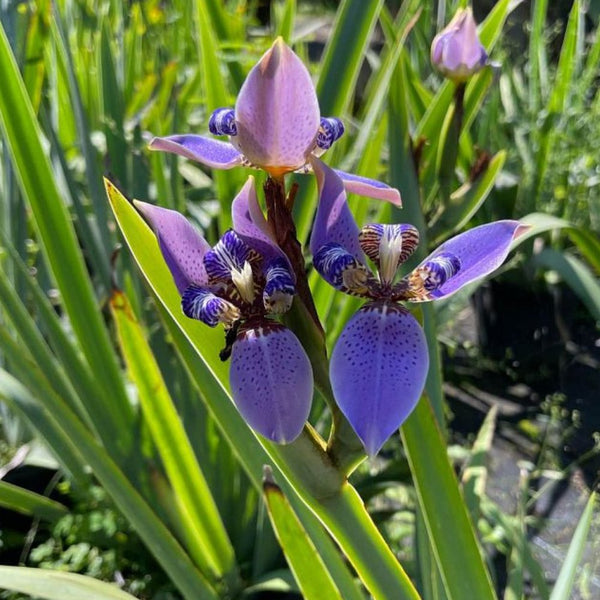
<box><xmin>232</xmin><ymin>38</ymin><xmax>320</xmax><ymax>175</ymax></box>
<box><xmin>230</xmin><ymin>324</ymin><xmax>313</xmax><ymax>443</ymax></box>
<box><xmin>310</xmin><ymin>158</ymin><xmax>364</xmax><ymax>261</ymax></box>
<box><xmin>330</xmin><ymin>302</ymin><xmax>429</xmax><ymax>456</ymax></box>
<box><xmin>134</xmin><ymin>201</ymin><xmax>211</xmax><ymax>293</ymax></box>
<box><xmin>409</xmin><ymin>220</ymin><xmax>529</xmax><ymax>301</ymax></box>
<box><xmin>148</xmin><ymin>135</ymin><xmax>243</xmax><ymax>169</ymax></box>
<box><xmin>335</xmin><ymin>169</ymin><xmax>402</xmax><ymax>206</ymax></box>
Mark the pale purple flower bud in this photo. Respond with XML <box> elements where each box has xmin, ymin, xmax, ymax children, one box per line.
<box><xmin>431</xmin><ymin>7</ymin><xmax>488</xmax><ymax>82</ymax></box>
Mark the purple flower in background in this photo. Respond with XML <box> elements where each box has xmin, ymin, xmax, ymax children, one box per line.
<box><xmin>431</xmin><ymin>7</ymin><xmax>488</xmax><ymax>82</ymax></box>
<box><xmin>135</xmin><ymin>177</ymin><xmax>313</xmax><ymax>444</ymax></box>
<box><xmin>310</xmin><ymin>160</ymin><xmax>528</xmax><ymax>456</ymax></box>
<box><xmin>149</xmin><ymin>38</ymin><xmax>401</xmax><ymax>206</ymax></box>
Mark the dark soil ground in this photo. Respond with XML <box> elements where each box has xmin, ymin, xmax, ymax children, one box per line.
<box><xmin>443</xmin><ymin>281</ymin><xmax>600</xmax><ymax>599</ymax></box>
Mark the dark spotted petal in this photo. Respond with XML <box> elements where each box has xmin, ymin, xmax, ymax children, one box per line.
<box><xmin>407</xmin><ymin>220</ymin><xmax>528</xmax><ymax>301</ymax></box>
<box><xmin>182</xmin><ymin>284</ymin><xmax>240</xmax><ymax>327</ymax></box>
<box><xmin>310</xmin><ymin>158</ymin><xmax>364</xmax><ymax>262</ymax></box>
<box><xmin>313</xmin><ymin>243</ymin><xmax>370</xmax><ymax>296</ymax></box>
<box><xmin>230</xmin><ymin>324</ymin><xmax>313</xmax><ymax>443</ymax></box>
<box><xmin>134</xmin><ymin>201</ymin><xmax>210</xmax><ymax>293</ymax></box>
<box><xmin>149</xmin><ymin>135</ymin><xmax>243</xmax><ymax>169</ymax></box>
<box><xmin>233</xmin><ymin>38</ymin><xmax>320</xmax><ymax>174</ymax></box>
<box><xmin>330</xmin><ymin>302</ymin><xmax>429</xmax><ymax>456</ymax></box>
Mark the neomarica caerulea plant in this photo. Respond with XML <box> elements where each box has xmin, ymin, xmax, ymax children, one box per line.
<box><xmin>139</xmin><ymin>38</ymin><xmax>526</xmax><ymax>456</ymax></box>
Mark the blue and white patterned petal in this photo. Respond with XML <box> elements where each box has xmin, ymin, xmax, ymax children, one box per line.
<box><xmin>404</xmin><ymin>252</ymin><xmax>461</xmax><ymax>300</ymax></box>
<box><xmin>181</xmin><ymin>284</ymin><xmax>241</xmax><ymax>327</ymax></box>
<box><xmin>263</xmin><ymin>258</ymin><xmax>295</xmax><ymax>314</ymax></box>
<box><xmin>230</xmin><ymin>324</ymin><xmax>313</xmax><ymax>443</ymax></box>
<box><xmin>313</xmin><ymin>243</ymin><xmax>371</xmax><ymax>296</ymax></box>
<box><xmin>204</xmin><ymin>229</ymin><xmax>260</xmax><ymax>283</ymax></box>
<box><xmin>329</xmin><ymin>302</ymin><xmax>429</xmax><ymax>456</ymax></box>
<box><xmin>208</xmin><ymin>108</ymin><xmax>238</xmax><ymax>136</ymax></box>
<box><xmin>315</xmin><ymin>117</ymin><xmax>345</xmax><ymax>151</ymax></box>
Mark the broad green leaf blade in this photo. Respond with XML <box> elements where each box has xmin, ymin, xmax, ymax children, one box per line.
<box><xmin>531</xmin><ymin>248</ymin><xmax>600</xmax><ymax>321</ymax></box>
<box><xmin>0</xmin><ymin>567</ymin><xmax>138</xmax><ymax>600</ymax></box>
<box><xmin>0</xmin><ymin>370</ymin><xmax>218</xmax><ymax>600</ymax></box>
<box><xmin>519</xmin><ymin>214</ymin><xmax>600</xmax><ymax>274</ymax></box>
<box><xmin>430</xmin><ymin>151</ymin><xmax>507</xmax><ymax>243</ymax></box>
<box><xmin>401</xmin><ymin>396</ymin><xmax>496</xmax><ymax>600</ymax></box>
<box><xmin>529</xmin><ymin>0</ymin><xmax>550</xmax><ymax>111</ymax></box>
<box><xmin>0</xmin><ymin>480</ymin><xmax>68</xmax><ymax>521</ymax></box>
<box><xmin>0</xmin><ymin>21</ymin><xmax>133</xmax><ymax>458</ymax></box>
<box><xmin>549</xmin><ymin>492</ymin><xmax>596</xmax><ymax>600</ymax></box>
<box><xmin>110</xmin><ymin>290</ymin><xmax>238</xmax><ymax>587</ymax></box>
<box><xmin>316</xmin><ymin>0</ymin><xmax>384</xmax><ymax>117</ymax></box>
<box><xmin>263</xmin><ymin>471</ymin><xmax>343</xmax><ymax>600</ymax></box>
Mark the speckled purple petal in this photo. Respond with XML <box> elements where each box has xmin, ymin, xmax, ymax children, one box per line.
<box><xmin>231</xmin><ymin>176</ymin><xmax>291</xmax><ymax>271</ymax></box>
<box><xmin>310</xmin><ymin>158</ymin><xmax>364</xmax><ymax>261</ymax></box>
<box><xmin>233</xmin><ymin>38</ymin><xmax>320</xmax><ymax>173</ymax></box>
<box><xmin>330</xmin><ymin>303</ymin><xmax>429</xmax><ymax>456</ymax></box>
<box><xmin>336</xmin><ymin>169</ymin><xmax>402</xmax><ymax>206</ymax></box>
<box><xmin>149</xmin><ymin>135</ymin><xmax>243</xmax><ymax>169</ymax></box>
<box><xmin>412</xmin><ymin>220</ymin><xmax>529</xmax><ymax>301</ymax></box>
<box><xmin>230</xmin><ymin>324</ymin><xmax>313</xmax><ymax>443</ymax></box>
<box><xmin>134</xmin><ymin>201</ymin><xmax>210</xmax><ymax>293</ymax></box>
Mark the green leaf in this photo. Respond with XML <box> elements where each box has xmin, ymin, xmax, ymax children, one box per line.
<box><xmin>549</xmin><ymin>492</ymin><xmax>596</xmax><ymax>600</ymax></box>
<box><xmin>0</xmin><ymin>20</ymin><xmax>134</xmax><ymax>459</ymax></box>
<box><xmin>263</xmin><ymin>471</ymin><xmax>343</xmax><ymax>600</ymax></box>
<box><xmin>0</xmin><ymin>480</ymin><xmax>68</xmax><ymax>521</ymax></box>
<box><xmin>0</xmin><ymin>370</ymin><xmax>219</xmax><ymax>600</ymax></box>
<box><xmin>401</xmin><ymin>395</ymin><xmax>496</xmax><ymax>600</ymax></box>
<box><xmin>110</xmin><ymin>289</ymin><xmax>238</xmax><ymax>588</ymax></box>
<box><xmin>0</xmin><ymin>567</ymin><xmax>138</xmax><ymax>600</ymax></box>
<box><xmin>430</xmin><ymin>151</ymin><xmax>507</xmax><ymax>244</ymax></box>
<box><xmin>531</xmin><ymin>248</ymin><xmax>600</xmax><ymax>321</ymax></box>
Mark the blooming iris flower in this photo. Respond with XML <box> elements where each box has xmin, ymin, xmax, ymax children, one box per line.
<box><xmin>149</xmin><ymin>38</ymin><xmax>401</xmax><ymax>205</ymax></box>
<box><xmin>310</xmin><ymin>160</ymin><xmax>528</xmax><ymax>456</ymax></box>
<box><xmin>431</xmin><ymin>7</ymin><xmax>488</xmax><ymax>82</ymax></box>
<box><xmin>135</xmin><ymin>177</ymin><xmax>313</xmax><ymax>444</ymax></box>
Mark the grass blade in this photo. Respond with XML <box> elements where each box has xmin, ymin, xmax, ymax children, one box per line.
<box><xmin>549</xmin><ymin>492</ymin><xmax>596</xmax><ymax>600</ymax></box>
<box><xmin>263</xmin><ymin>469</ymin><xmax>343</xmax><ymax>600</ymax></box>
<box><xmin>0</xmin><ymin>480</ymin><xmax>68</xmax><ymax>521</ymax></box>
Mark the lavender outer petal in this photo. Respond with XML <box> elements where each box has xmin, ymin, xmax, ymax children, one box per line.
<box><xmin>230</xmin><ymin>324</ymin><xmax>313</xmax><ymax>443</ymax></box>
<box><xmin>234</xmin><ymin>38</ymin><xmax>320</xmax><ymax>173</ymax></box>
<box><xmin>330</xmin><ymin>303</ymin><xmax>429</xmax><ymax>456</ymax></box>
<box><xmin>336</xmin><ymin>169</ymin><xmax>402</xmax><ymax>206</ymax></box>
<box><xmin>231</xmin><ymin>176</ymin><xmax>292</xmax><ymax>272</ymax></box>
<box><xmin>310</xmin><ymin>158</ymin><xmax>364</xmax><ymax>261</ymax></box>
<box><xmin>415</xmin><ymin>220</ymin><xmax>529</xmax><ymax>301</ymax></box>
<box><xmin>149</xmin><ymin>135</ymin><xmax>243</xmax><ymax>169</ymax></box>
<box><xmin>134</xmin><ymin>201</ymin><xmax>211</xmax><ymax>293</ymax></box>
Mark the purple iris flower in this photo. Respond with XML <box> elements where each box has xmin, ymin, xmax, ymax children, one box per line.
<box><xmin>310</xmin><ymin>159</ymin><xmax>528</xmax><ymax>456</ymax></box>
<box><xmin>431</xmin><ymin>7</ymin><xmax>488</xmax><ymax>82</ymax></box>
<box><xmin>135</xmin><ymin>177</ymin><xmax>313</xmax><ymax>444</ymax></box>
<box><xmin>149</xmin><ymin>38</ymin><xmax>401</xmax><ymax>206</ymax></box>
